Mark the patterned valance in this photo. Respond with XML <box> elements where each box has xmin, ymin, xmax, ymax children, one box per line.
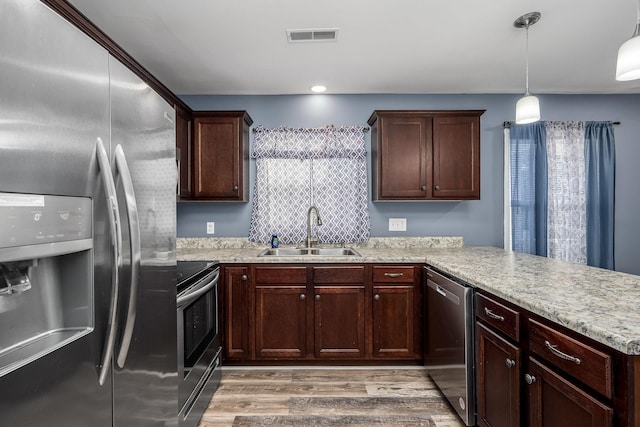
<box><xmin>252</xmin><ymin>125</ymin><xmax>367</xmax><ymax>160</ymax></box>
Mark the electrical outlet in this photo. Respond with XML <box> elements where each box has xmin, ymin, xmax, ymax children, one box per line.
<box><xmin>206</xmin><ymin>222</ymin><xmax>215</xmax><ymax>234</ymax></box>
<box><xmin>388</xmin><ymin>218</ymin><xmax>407</xmax><ymax>232</ymax></box>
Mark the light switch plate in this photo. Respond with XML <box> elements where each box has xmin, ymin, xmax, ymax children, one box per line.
<box><xmin>206</xmin><ymin>222</ymin><xmax>215</xmax><ymax>234</ymax></box>
<box><xmin>388</xmin><ymin>218</ymin><xmax>407</xmax><ymax>231</ymax></box>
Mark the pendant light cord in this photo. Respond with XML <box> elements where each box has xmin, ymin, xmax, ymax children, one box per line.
<box><xmin>525</xmin><ymin>22</ymin><xmax>530</xmax><ymax>95</ymax></box>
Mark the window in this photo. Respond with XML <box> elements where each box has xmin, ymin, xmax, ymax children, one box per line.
<box><xmin>249</xmin><ymin>126</ymin><xmax>370</xmax><ymax>245</ymax></box>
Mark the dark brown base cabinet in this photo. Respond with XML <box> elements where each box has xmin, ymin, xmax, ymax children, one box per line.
<box><xmin>476</xmin><ymin>290</ymin><xmax>633</xmax><ymax>427</ymax></box>
<box><xmin>476</xmin><ymin>322</ymin><xmax>521</xmax><ymax>427</ymax></box>
<box><xmin>222</xmin><ymin>264</ymin><xmax>422</xmax><ymax>363</ymax></box>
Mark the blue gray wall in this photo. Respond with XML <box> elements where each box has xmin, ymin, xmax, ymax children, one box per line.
<box><xmin>177</xmin><ymin>94</ymin><xmax>640</xmax><ymax>275</ymax></box>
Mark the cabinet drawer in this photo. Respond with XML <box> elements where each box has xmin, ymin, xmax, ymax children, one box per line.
<box><xmin>373</xmin><ymin>266</ymin><xmax>414</xmax><ymax>283</ymax></box>
<box><xmin>528</xmin><ymin>319</ymin><xmax>613</xmax><ymax>399</ymax></box>
<box><xmin>254</xmin><ymin>266</ymin><xmax>307</xmax><ymax>284</ymax></box>
<box><xmin>313</xmin><ymin>266</ymin><xmax>365</xmax><ymax>284</ymax></box>
<box><xmin>476</xmin><ymin>293</ymin><xmax>520</xmax><ymax>342</ymax></box>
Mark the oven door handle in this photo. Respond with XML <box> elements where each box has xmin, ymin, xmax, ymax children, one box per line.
<box><xmin>177</xmin><ymin>269</ymin><xmax>219</xmax><ymax>307</ymax></box>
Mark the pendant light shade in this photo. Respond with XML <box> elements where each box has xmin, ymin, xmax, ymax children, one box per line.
<box><xmin>616</xmin><ymin>23</ymin><xmax>640</xmax><ymax>81</ymax></box>
<box><xmin>514</xmin><ymin>12</ymin><xmax>541</xmax><ymax>124</ymax></box>
<box><xmin>515</xmin><ymin>94</ymin><xmax>540</xmax><ymax>124</ymax></box>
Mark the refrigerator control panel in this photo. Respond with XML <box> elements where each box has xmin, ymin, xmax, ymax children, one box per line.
<box><xmin>0</xmin><ymin>193</ymin><xmax>91</xmax><ymax>248</ymax></box>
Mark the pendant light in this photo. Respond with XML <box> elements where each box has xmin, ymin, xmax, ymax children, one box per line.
<box><xmin>514</xmin><ymin>12</ymin><xmax>541</xmax><ymax>124</ymax></box>
<box><xmin>616</xmin><ymin>0</ymin><xmax>640</xmax><ymax>81</ymax></box>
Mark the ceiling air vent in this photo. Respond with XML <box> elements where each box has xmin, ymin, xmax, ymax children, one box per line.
<box><xmin>286</xmin><ymin>28</ymin><xmax>339</xmax><ymax>43</ymax></box>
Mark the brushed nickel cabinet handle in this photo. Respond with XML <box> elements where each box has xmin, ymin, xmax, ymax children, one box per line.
<box><xmin>545</xmin><ymin>340</ymin><xmax>581</xmax><ymax>365</ymax></box>
<box><xmin>434</xmin><ymin>185</ymin><xmax>440</xmax><ymax>191</ymax></box>
<box><xmin>374</xmin><ymin>294</ymin><xmax>380</xmax><ymax>301</ymax></box>
<box><xmin>300</xmin><ymin>294</ymin><xmax>306</xmax><ymax>300</ymax></box>
<box><xmin>315</xmin><ymin>294</ymin><xmax>320</xmax><ymax>300</ymax></box>
<box><xmin>241</xmin><ymin>274</ymin><xmax>247</xmax><ymax>281</ymax></box>
<box><xmin>484</xmin><ymin>307</ymin><xmax>505</xmax><ymax>322</ymax></box>
<box><xmin>505</xmin><ymin>358</ymin><xmax>516</xmax><ymax>368</ymax></box>
<box><xmin>525</xmin><ymin>374</ymin><xmax>536</xmax><ymax>384</ymax></box>
<box><xmin>384</xmin><ymin>272</ymin><xmax>403</xmax><ymax>278</ymax></box>
<box><xmin>421</xmin><ymin>185</ymin><xmax>427</xmax><ymax>191</ymax></box>
<box><xmin>233</xmin><ymin>185</ymin><xmax>239</xmax><ymax>191</ymax></box>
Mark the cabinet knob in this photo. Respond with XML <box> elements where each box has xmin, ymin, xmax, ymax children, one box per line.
<box><xmin>315</xmin><ymin>294</ymin><xmax>320</xmax><ymax>301</ymax></box>
<box><xmin>434</xmin><ymin>185</ymin><xmax>440</xmax><ymax>191</ymax></box>
<box><xmin>300</xmin><ymin>294</ymin><xmax>306</xmax><ymax>300</ymax></box>
<box><xmin>524</xmin><ymin>374</ymin><xmax>536</xmax><ymax>385</ymax></box>
<box><xmin>505</xmin><ymin>358</ymin><xmax>516</xmax><ymax>368</ymax></box>
<box><xmin>241</xmin><ymin>275</ymin><xmax>247</xmax><ymax>281</ymax></box>
<box><xmin>374</xmin><ymin>294</ymin><xmax>380</xmax><ymax>301</ymax></box>
<box><xmin>421</xmin><ymin>185</ymin><xmax>427</xmax><ymax>191</ymax></box>
<box><xmin>233</xmin><ymin>185</ymin><xmax>239</xmax><ymax>191</ymax></box>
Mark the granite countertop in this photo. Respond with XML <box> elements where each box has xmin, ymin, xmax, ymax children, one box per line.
<box><xmin>425</xmin><ymin>246</ymin><xmax>640</xmax><ymax>356</ymax></box>
<box><xmin>177</xmin><ymin>236</ymin><xmax>463</xmax><ymax>264</ymax></box>
<box><xmin>177</xmin><ymin>237</ymin><xmax>640</xmax><ymax>355</ymax></box>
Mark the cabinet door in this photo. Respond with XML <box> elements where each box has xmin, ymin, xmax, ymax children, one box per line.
<box><xmin>527</xmin><ymin>357</ymin><xmax>613</xmax><ymax>427</ymax></box>
<box><xmin>255</xmin><ymin>286</ymin><xmax>307</xmax><ymax>359</ymax></box>
<box><xmin>476</xmin><ymin>322</ymin><xmax>521</xmax><ymax>427</ymax></box>
<box><xmin>223</xmin><ymin>266</ymin><xmax>250</xmax><ymax>360</ymax></box>
<box><xmin>377</xmin><ymin>115</ymin><xmax>431</xmax><ymax>199</ymax></box>
<box><xmin>193</xmin><ymin>113</ymin><xmax>249</xmax><ymax>200</ymax></box>
<box><xmin>372</xmin><ymin>286</ymin><xmax>414</xmax><ymax>358</ymax></box>
<box><xmin>314</xmin><ymin>286</ymin><xmax>365</xmax><ymax>358</ymax></box>
<box><xmin>432</xmin><ymin>115</ymin><xmax>480</xmax><ymax>199</ymax></box>
<box><xmin>176</xmin><ymin>108</ymin><xmax>192</xmax><ymax>198</ymax></box>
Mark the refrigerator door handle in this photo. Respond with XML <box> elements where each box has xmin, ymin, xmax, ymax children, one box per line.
<box><xmin>96</xmin><ymin>137</ymin><xmax>123</xmax><ymax>386</ymax></box>
<box><xmin>113</xmin><ymin>144</ymin><xmax>141</xmax><ymax>368</ymax></box>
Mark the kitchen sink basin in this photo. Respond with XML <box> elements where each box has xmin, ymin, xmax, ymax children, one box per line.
<box><xmin>257</xmin><ymin>247</ymin><xmax>361</xmax><ymax>257</ymax></box>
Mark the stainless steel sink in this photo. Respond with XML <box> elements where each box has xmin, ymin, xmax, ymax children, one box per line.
<box><xmin>257</xmin><ymin>247</ymin><xmax>361</xmax><ymax>257</ymax></box>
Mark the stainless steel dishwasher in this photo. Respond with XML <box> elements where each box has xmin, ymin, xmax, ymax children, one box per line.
<box><xmin>423</xmin><ymin>266</ymin><xmax>475</xmax><ymax>426</ymax></box>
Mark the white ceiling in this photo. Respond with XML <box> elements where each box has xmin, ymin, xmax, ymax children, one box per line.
<box><xmin>65</xmin><ymin>0</ymin><xmax>640</xmax><ymax>95</ymax></box>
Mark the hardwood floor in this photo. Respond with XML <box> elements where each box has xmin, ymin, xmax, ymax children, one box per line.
<box><xmin>198</xmin><ymin>367</ymin><xmax>466</xmax><ymax>427</ymax></box>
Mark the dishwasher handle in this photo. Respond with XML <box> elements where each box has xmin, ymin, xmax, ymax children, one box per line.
<box><xmin>427</xmin><ymin>280</ymin><xmax>461</xmax><ymax>306</ymax></box>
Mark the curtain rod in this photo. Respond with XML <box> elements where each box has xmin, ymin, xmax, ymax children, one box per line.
<box><xmin>252</xmin><ymin>125</ymin><xmax>370</xmax><ymax>132</ymax></box>
<box><xmin>503</xmin><ymin>121</ymin><xmax>620</xmax><ymax>128</ymax></box>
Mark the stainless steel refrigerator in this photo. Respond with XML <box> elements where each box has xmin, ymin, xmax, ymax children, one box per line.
<box><xmin>0</xmin><ymin>1</ymin><xmax>178</xmax><ymax>425</ymax></box>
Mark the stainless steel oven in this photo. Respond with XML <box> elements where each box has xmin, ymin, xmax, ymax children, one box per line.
<box><xmin>177</xmin><ymin>261</ymin><xmax>221</xmax><ymax>427</ymax></box>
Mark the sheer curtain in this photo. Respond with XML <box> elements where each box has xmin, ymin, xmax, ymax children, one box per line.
<box><xmin>249</xmin><ymin>126</ymin><xmax>370</xmax><ymax>245</ymax></box>
<box><xmin>546</xmin><ymin>122</ymin><xmax>587</xmax><ymax>264</ymax></box>
<box><xmin>506</xmin><ymin>121</ymin><xmax>615</xmax><ymax>269</ymax></box>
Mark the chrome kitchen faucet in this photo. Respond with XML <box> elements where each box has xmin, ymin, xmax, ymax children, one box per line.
<box><xmin>305</xmin><ymin>205</ymin><xmax>322</xmax><ymax>248</ymax></box>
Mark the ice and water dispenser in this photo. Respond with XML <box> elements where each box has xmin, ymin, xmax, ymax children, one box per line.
<box><xmin>0</xmin><ymin>192</ymin><xmax>93</xmax><ymax>376</ymax></box>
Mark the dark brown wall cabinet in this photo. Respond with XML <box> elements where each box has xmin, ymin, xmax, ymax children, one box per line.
<box><xmin>176</xmin><ymin>106</ymin><xmax>193</xmax><ymax>198</ymax></box>
<box><xmin>368</xmin><ymin>110</ymin><xmax>484</xmax><ymax>201</ymax></box>
<box><xmin>475</xmin><ymin>291</ymin><xmax>625</xmax><ymax>427</ymax></box>
<box><xmin>192</xmin><ymin>111</ymin><xmax>253</xmax><ymax>201</ymax></box>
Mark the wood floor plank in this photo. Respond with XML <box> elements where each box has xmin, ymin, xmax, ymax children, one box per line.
<box><xmin>232</xmin><ymin>415</ymin><xmax>435</xmax><ymax>426</ymax></box>
<box><xmin>198</xmin><ymin>368</ymin><xmax>463</xmax><ymax>427</ymax></box>
<box><xmin>288</xmin><ymin>396</ymin><xmax>453</xmax><ymax>416</ymax></box>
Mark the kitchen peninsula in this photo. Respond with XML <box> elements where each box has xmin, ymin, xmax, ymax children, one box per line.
<box><xmin>178</xmin><ymin>237</ymin><xmax>640</xmax><ymax>426</ymax></box>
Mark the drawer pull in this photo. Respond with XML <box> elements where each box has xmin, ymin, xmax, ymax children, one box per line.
<box><xmin>484</xmin><ymin>307</ymin><xmax>505</xmax><ymax>322</ymax></box>
<box><xmin>374</xmin><ymin>294</ymin><xmax>380</xmax><ymax>301</ymax></box>
<box><xmin>300</xmin><ymin>294</ymin><xmax>306</xmax><ymax>300</ymax></box>
<box><xmin>545</xmin><ymin>340</ymin><xmax>581</xmax><ymax>365</ymax></box>
<box><xmin>525</xmin><ymin>374</ymin><xmax>536</xmax><ymax>384</ymax></box>
<box><xmin>384</xmin><ymin>272</ymin><xmax>403</xmax><ymax>278</ymax></box>
<box><xmin>505</xmin><ymin>358</ymin><xmax>516</xmax><ymax>368</ymax></box>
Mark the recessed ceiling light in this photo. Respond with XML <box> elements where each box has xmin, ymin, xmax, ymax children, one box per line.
<box><xmin>310</xmin><ymin>85</ymin><xmax>327</xmax><ymax>93</ymax></box>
